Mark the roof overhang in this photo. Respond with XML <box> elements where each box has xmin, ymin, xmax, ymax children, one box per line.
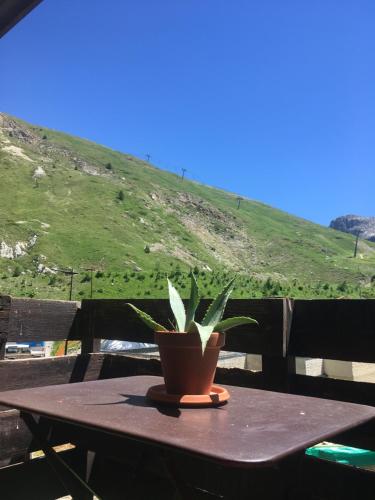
<box><xmin>0</xmin><ymin>0</ymin><xmax>43</xmax><ymax>39</ymax></box>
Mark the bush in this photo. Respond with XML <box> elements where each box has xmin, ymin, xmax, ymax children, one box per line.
<box><xmin>106</xmin><ymin>162</ymin><xmax>112</xmax><ymax>170</ymax></box>
<box><xmin>95</xmin><ymin>271</ymin><xmax>104</xmax><ymax>278</ymax></box>
<box><xmin>13</xmin><ymin>266</ymin><xmax>21</xmax><ymax>277</ymax></box>
<box><xmin>81</xmin><ymin>273</ymin><xmax>91</xmax><ymax>283</ymax></box>
<box><xmin>144</xmin><ymin>245</ymin><xmax>150</xmax><ymax>254</ymax></box>
<box><xmin>117</xmin><ymin>190</ymin><xmax>124</xmax><ymax>201</ymax></box>
<box><xmin>337</xmin><ymin>281</ymin><xmax>348</xmax><ymax>292</ymax></box>
<box><xmin>48</xmin><ymin>275</ymin><xmax>57</xmax><ymax>286</ymax></box>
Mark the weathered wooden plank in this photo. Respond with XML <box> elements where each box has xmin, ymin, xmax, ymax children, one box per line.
<box><xmin>7</xmin><ymin>297</ymin><xmax>81</xmax><ymax>342</ymax></box>
<box><xmin>289</xmin><ymin>299</ymin><xmax>375</xmax><ymax>362</ymax></box>
<box><xmin>0</xmin><ymin>353</ymin><xmax>106</xmax><ymax>393</ymax></box>
<box><xmin>82</xmin><ymin>298</ymin><xmax>286</xmax><ymax>355</ymax></box>
<box><xmin>100</xmin><ymin>353</ymin><xmax>265</xmax><ymax>389</ymax></box>
<box><xmin>290</xmin><ymin>373</ymin><xmax>375</xmax><ymax>407</ymax></box>
<box><xmin>80</xmin><ymin>307</ymin><xmax>101</xmax><ymax>354</ymax></box>
<box><xmin>0</xmin><ymin>296</ymin><xmax>11</xmax><ymax>360</ymax></box>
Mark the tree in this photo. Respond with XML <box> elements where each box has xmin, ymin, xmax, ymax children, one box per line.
<box><xmin>117</xmin><ymin>190</ymin><xmax>124</xmax><ymax>201</ymax></box>
<box><xmin>106</xmin><ymin>162</ymin><xmax>112</xmax><ymax>170</ymax></box>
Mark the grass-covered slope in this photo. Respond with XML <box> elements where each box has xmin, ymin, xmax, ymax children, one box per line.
<box><xmin>0</xmin><ymin>112</ymin><xmax>374</xmax><ymax>299</ymax></box>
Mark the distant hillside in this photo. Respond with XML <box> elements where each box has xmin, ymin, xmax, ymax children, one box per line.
<box><xmin>0</xmin><ymin>112</ymin><xmax>375</xmax><ymax>299</ymax></box>
<box><xmin>330</xmin><ymin>215</ymin><xmax>375</xmax><ymax>242</ymax></box>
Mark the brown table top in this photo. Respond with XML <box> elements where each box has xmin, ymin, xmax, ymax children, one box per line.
<box><xmin>0</xmin><ymin>375</ymin><xmax>374</xmax><ymax>468</ymax></box>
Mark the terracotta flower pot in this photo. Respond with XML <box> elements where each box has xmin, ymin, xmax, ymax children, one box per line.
<box><xmin>154</xmin><ymin>331</ymin><xmax>225</xmax><ymax>395</ymax></box>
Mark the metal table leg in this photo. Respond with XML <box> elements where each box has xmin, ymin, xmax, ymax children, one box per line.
<box><xmin>21</xmin><ymin>412</ymin><xmax>101</xmax><ymax>500</ymax></box>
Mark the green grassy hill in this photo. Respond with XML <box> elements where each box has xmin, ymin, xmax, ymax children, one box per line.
<box><xmin>0</xmin><ymin>112</ymin><xmax>374</xmax><ymax>300</ymax></box>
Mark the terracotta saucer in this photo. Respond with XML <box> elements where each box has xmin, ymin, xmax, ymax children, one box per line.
<box><xmin>146</xmin><ymin>384</ymin><xmax>230</xmax><ymax>407</ymax></box>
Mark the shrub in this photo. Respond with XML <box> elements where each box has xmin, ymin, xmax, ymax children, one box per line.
<box><xmin>117</xmin><ymin>190</ymin><xmax>124</xmax><ymax>201</ymax></box>
<box><xmin>144</xmin><ymin>245</ymin><xmax>150</xmax><ymax>254</ymax></box>
<box><xmin>337</xmin><ymin>281</ymin><xmax>348</xmax><ymax>292</ymax></box>
<box><xmin>106</xmin><ymin>162</ymin><xmax>112</xmax><ymax>170</ymax></box>
<box><xmin>13</xmin><ymin>266</ymin><xmax>21</xmax><ymax>277</ymax></box>
<box><xmin>48</xmin><ymin>275</ymin><xmax>57</xmax><ymax>286</ymax></box>
<box><xmin>95</xmin><ymin>271</ymin><xmax>104</xmax><ymax>278</ymax></box>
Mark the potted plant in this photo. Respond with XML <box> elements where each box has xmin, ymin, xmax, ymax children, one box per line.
<box><xmin>127</xmin><ymin>274</ymin><xmax>257</xmax><ymax>405</ymax></box>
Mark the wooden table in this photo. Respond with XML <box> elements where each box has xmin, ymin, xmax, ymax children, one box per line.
<box><xmin>0</xmin><ymin>375</ymin><xmax>374</xmax><ymax>499</ymax></box>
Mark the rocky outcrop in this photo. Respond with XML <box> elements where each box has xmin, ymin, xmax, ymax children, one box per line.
<box><xmin>330</xmin><ymin>215</ymin><xmax>375</xmax><ymax>242</ymax></box>
<box><xmin>0</xmin><ymin>235</ymin><xmax>37</xmax><ymax>259</ymax></box>
<box><xmin>0</xmin><ymin>113</ymin><xmax>100</xmax><ymax>176</ymax></box>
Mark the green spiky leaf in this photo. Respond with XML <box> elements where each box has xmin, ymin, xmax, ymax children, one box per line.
<box><xmin>215</xmin><ymin>316</ymin><xmax>258</xmax><ymax>332</ymax></box>
<box><xmin>185</xmin><ymin>272</ymin><xmax>200</xmax><ymax>330</ymax></box>
<box><xmin>188</xmin><ymin>320</ymin><xmax>214</xmax><ymax>354</ymax></box>
<box><xmin>167</xmin><ymin>279</ymin><xmax>186</xmax><ymax>332</ymax></box>
<box><xmin>126</xmin><ymin>303</ymin><xmax>167</xmax><ymax>331</ymax></box>
<box><xmin>202</xmin><ymin>278</ymin><xmax>235</xmax><ymax>327</ymax></box>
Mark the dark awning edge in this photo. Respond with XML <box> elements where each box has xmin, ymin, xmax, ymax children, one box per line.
<box><xmin>0</xmin><ymin>0</ymin><xmax>43</xmax><ymax>39</ymax></box>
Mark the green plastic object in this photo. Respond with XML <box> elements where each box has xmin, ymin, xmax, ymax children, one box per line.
<box><xmin>306</xmin><ymin>443</ymin><xmax>375</xmax><ymax>467</ymax></box>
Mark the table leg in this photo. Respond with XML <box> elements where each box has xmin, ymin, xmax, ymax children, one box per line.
<box><xmin>159</xmin><ymin>451</ymin><xmax>196</xmax><ymax>500</ymax></box>
<box><xmin>21</xmin><ymin>412</ymin><xmax>101</xmax><ymax>500</ymax></box>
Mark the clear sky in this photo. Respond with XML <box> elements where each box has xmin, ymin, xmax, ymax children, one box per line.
<box><xmin>1</xmin><ymin>0</ymin><xmax>374</xmax><ymax>225</ymax></box>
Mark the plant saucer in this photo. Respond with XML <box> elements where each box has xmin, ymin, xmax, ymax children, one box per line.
<box><xmin>146</xmin><ymin>384</ymin><xmax>229</xmax><ymax>407</ymax></box>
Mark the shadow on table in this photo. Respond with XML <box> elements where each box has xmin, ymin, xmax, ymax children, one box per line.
<box><xmin>86</xmin><ymin>392</ymin><xmax>227</xmax><ymax>418</ymax></box>
<box><xmin>85</xmin><ymin>393</ymin><xmax>182</xmax><ymax>417</ymax></box>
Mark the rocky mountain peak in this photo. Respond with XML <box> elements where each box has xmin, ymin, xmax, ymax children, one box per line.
<box><xmin>330</xmin><ymin>215</ymin><xmax>375</xmax><ymax>242</ymax></box>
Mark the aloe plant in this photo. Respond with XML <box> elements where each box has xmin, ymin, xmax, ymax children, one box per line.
<box><xmin>127</xmin><ymin>274</ymin><xmax>258</xmax><ymax>353</ymax></box>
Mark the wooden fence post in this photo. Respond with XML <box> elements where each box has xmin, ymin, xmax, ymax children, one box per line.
<box><xmin>0</xmin><ymin>296</ymin><xmax>11</xmax><ymax>360</ymax></box>
<box><xmin>262</xmin><ymin>298</ymin><xmax>294</xmax><ymax>392</ymax></box>
<box><xmin>80</xmin><ymin>305</ymin><xmax>101</xmax><ymax>355</ymax></box>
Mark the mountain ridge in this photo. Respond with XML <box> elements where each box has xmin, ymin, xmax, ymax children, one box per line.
<box><xmin>1</xmin><ymin>112</ymin><xmax>375</xmax><ymax>300</ymax></box>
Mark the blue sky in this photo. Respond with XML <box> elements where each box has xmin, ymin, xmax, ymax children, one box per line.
<box><xmin>1</xmin><ymin>0</ymin><xmax>374</xmax><ymax>225</ymax></box>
